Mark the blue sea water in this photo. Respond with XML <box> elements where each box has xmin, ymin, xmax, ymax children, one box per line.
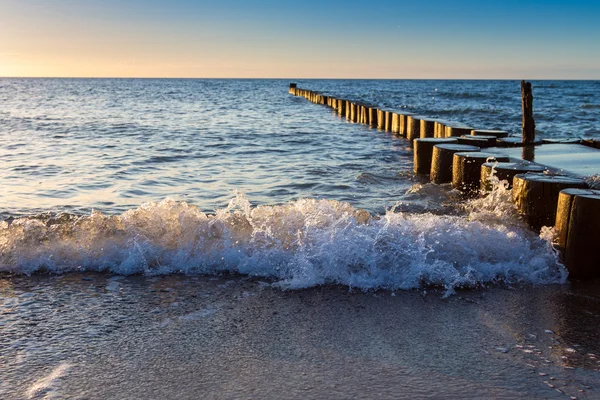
<box><xmin>1</xmin><ymin>78</ymin><xmax>598</xmax><ymax>216</ymax></box>
<box><xmin>4</xmin><ymin>79</ymin><xmax>600</xmax><ymax>400</ymax></box>
<box><xmin>0</xmin><ymin>78</ymin><xmax>598</xmax><ymax>289</ymax></box>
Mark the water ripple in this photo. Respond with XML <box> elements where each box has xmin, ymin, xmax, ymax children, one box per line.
<box><xmin>0</xmin><ymin>78</ymin><xmax>598</xmax><ymax>217</ymax></box>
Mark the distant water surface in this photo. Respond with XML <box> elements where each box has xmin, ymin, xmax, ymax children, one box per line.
<box><xmin>1</xmin><ymin>78</ymin><xmax>598</xmax><ymax>216</ymax></box>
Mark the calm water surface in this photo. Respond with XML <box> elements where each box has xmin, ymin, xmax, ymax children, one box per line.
<box><xmin>1</xmin><ymin>79</ymin><xmax>598</xmax><ymax>216</ymax></box>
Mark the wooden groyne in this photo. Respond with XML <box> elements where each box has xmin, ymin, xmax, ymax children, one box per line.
<box><xmin>289</xmin><ymin>83</ymin><xmax>600</xmax><ymax>281</ymax></box>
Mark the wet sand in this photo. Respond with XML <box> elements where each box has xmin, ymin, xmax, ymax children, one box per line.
<box><xmin>1</xmin><ymin>274</ymin><xmax>600</xmax><ymax>399</ymax></box>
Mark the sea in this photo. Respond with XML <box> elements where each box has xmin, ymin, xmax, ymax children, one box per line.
<box><xmin>1</xmin><ymin>79</ymin><xmax>600</xmax><ymax>399</ymax></box>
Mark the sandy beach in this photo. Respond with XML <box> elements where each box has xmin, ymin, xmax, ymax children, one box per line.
<box><xmin>2</xmin><ymin>273</ymin><xmax>599</xmax><ymax>399</ymax></box>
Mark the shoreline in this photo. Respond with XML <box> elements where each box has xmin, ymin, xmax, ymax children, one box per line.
<box><xmin>2</xmin><ymin>273</ymin><xmax>600</xmax><ymax>399</ymax></box>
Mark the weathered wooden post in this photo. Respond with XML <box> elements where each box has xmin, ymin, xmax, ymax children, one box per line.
<box><xmin>521</xmin><ymin>80</ymin><xmax>535</xmax><ymax>144</ymax></box>
<box><xmin>555</xmin><ymin>189</ymin><xmax>600</xmax><ymax>279</ymax></box>
<box><xmin>377</xmin><ymin>109</ymin><xmax>386</xmax><ymax>130</ymax></box>
<box><xmin>452</xmin><ymin>152</ymin><xmax>509</xmax><ymax>195</ymax></box>
<box><xmin>406</xmin><ymin>115</ymin><xmax>423</xmax><ymax>142</ymax></box>
<box><xmin>433</xmin><ymin>120</ymin><xmax>449</xmax><ymax>138</ymax></box>
<box><xmin>350</xmin><ymin>102</ymin><xmax>357</xmax><ymax>122</ymax></box>
<box><xmin>289</xmin><ymin>83</ymin><xmax>297</xmax><ymax>95</ymax></box>
<box><xmin>519</xmin><ymin>81</ymin><xmax>537</xmax><ymax>163</ymax></box>
<box><xmin>522</xmin><ymin>145</ymin><xmax>535</xmax><ymax>162</ymax></box>
<box><xmin>360</xmin><ymin>105</ymin><xmax>368</xmax><ymax>124</ymax></box>
<box><xmin>384</xmin><ymin>110</ymin><xmax>394</xmax><ymax>131</ymax></box>
<box><xmin>391</xmin><ymin>113</ymin><xmax>401</xmax><ymax>134</ymax></box>
<box><xmin>354</xmin><ymin>103</ymin><xmax>362</xmax><ymax>123</ymax></box>
<box><xmin>413</xmin><ymin>138</ymin><xmax>458</xmax><ymax>174</ymax></box>
<box><xmin>356</xmin><ymin>104</ymin><xmax>363</xmax><ymax>123</ymax></box>
<box><xmin>368</xmin><ymin>107</ymin><xmax>378</xmax><ymax>126</ymax></box>
<box><xmin>399</xmin><ymin>112</ymin><xmax>414</xmax><ymax>137</ymax></box>
<box><xmin>513</xmin><ymin>174</ymin><xmax>588</xmax><ymax>230</ymax></box>
<box><xmin>445</xmin><ymin>123</ymin><xmax>474</xmax><ymax>138</ymax></box>
<box><xmin>480</xmin><ymin>162</ymin><xmax>547</xmax><ymax>191</ymax></box>
<box><xmin>430</xmin><ymin>144</ymin><xmax>480</xmax><ymax>184</ymax></box>
<box><xmin>419</xmin><ymin>118</ymin><xmax>436</xmax><ymax>138</ymax></box>
<box><xmin>337</xmin><ymin>99</ymin><xmax>346</xmax><ymax>116</ymax></box>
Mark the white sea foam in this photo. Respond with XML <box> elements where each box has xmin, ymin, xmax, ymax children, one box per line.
<box><xmin>0</xmin><ymin>189</ymin><xmax>566</xmax><ymax>292</ymax></box>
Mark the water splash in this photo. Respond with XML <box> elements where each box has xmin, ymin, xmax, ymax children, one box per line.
<box><xmin>0</xmin><ymin>191</ymin><xmax>566</xmax><ymax>292</ymax></box>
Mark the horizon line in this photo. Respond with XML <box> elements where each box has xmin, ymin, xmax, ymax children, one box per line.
<box><xmin>1</xmin><ymin>76</ymin><xmax>599</xmax><ymax>81</ymax></box>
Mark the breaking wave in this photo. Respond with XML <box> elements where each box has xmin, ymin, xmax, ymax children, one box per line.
<box><xmin>0</xmin><ymin>189</ymin><xmax>566</xmax><ymax>292</ymax></box>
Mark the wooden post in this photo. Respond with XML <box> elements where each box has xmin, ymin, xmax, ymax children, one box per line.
<box><xmin>360</xmin><ymin>105</ymin><xmax>368</xmax><ymax>124</ymax></box>
<box><xmin>513</xmin><ymin>174</ymin><xmax>588</xmax><ymax>230</ymax></box>
<box><xmin>413</xmin><ymin>138</ymin><xmax>458</xmax><ymax>174</ymax></box>
<box><xmin>480</xmin><ymin>162</ymin><xmax>546</xmax><ymax>191</ymax></box>
<box><xmin>433</xmin><ymin>120</ymin><xmax>448</xmax><ymax>138</ymax></box>
<box><xmin>384</xmin><ymin>111</ymin><xmax>393</xmax><ymax>131</ymax></box>
<box><xmin>419</xmin><ymin>118</ymin><xmax>436</xmax><ymax>138</ymax></box>
<box><xmin>337</xmin><ymin>99</ymin><xmax>346</xmax><ymax>116</ymax></box>
<box><xmin>452</xmin><ymin>152</ymin><xmax>509</xmax><ymax>195</ymax></box>
<box><xmin>353</xmin><ymin>103</ymin><xmax>361</xmax><ymax>123</ymax></box>
<box><xmin>521</xmin><ymin>80</ymin><xmax>535</xmax><ymax>144</ymax></box>
<box><xmin>445</xmin><ymin>123</ymin><xmax>473</xmax><ymax>138</ymax></box>
<box><xmin>391</xmin><ymin>113</ymin><xmax>400</xmax><ymax>134</ymax></box>
<box><xmin>345</xmin><ymin>100</ymin><xmax>352</xmax><ymax>120</ymax></box>
<box><xmin>377</xmin><ymin>109</ymin><xmax>385</xmax><ymax>130</ymax></box>
<box><xmin>406</xmin><ymin>116</ymin><xmax>422</xmax><ymax>142</ymax></box>
<box><xmin>430</xmin><ymin>144</ymin><xmax>480</xmax><ymax>184</ymax></box>
<box><xmin>522</xmin><ymin>145</ymin><xmax>535</xmax><ymax>162</ymax></box>
<box><xmin>399</xmin><ymin>113</ymin><xmax>414</xmax><ymax>137</ymax></box>
<box><xmin>368</xmin><ymin>107</ymin><xmax>378</xmax><ymax>126</ymax></box>
<box><xmin>350</xmin><ymin>102</ymin><xmax>357</xmax><ymax>122</ymax></box>
<box><xmin>555</xmin><ymin>189</ymin><xmax>600</xmax><ymax>279</ymax></box>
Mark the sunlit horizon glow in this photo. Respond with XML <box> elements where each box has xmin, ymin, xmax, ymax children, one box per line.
<box><xmin>1</xmin><ymin>0</ymin><xmax>599</xmax><ymax>79</ymax></box>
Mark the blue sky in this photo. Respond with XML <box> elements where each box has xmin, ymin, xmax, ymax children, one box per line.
<box><xmin>0</xmin><ymin>0</ymin><xmax>598</xmax><ymax>78</ymax></box>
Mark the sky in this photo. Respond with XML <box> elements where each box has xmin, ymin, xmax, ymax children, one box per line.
<box><xmin>0</xmin><ymin>0</ymin><xmax>599</xmax><ymax>79</ymax></box>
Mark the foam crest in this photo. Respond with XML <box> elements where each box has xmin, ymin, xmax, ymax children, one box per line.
<box><xmin>0</xmin><ymin>193</ymin><xmax>566</xmax><ymax>291</ymax></box>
